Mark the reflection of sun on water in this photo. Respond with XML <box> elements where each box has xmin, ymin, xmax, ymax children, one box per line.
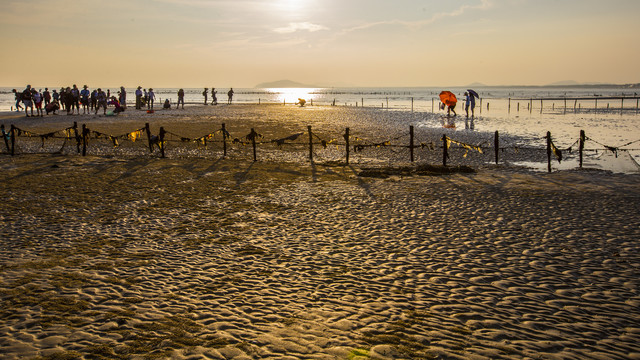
<box><xmin>269</xmin><ymin>88</ymin><xmax>318</xmax><ymax>104</ymax></box>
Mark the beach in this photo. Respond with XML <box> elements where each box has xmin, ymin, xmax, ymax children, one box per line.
<box><xmin>1</xmin><ymin>105</ymin><xmax>640</xmax><ymax>359</ymax></box>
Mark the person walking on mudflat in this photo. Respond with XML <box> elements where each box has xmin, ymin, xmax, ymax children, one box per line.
<box><xmin>177</xmin><ymin>88</ymin><xmax>185</xmax><ymax>109</ymax></box>
<box><xmin>211</xmin><ymin>88</ymin><xmax>217</xmax><ymax>105</ymax></box>
<box><xmin>148</xmin><ymin>88</ymin><xmax>156</xmax><ymax>109</ymax></box>
<box><xmin>12</xmin><ymin>89</ymin><xmax>23</xmax><ymax>112</ymax></box>
<box><xmin>227</xmin><ymin>88</ymin><xmax>234</xmax><ymax>105</ymax></box>
<box><xmin>202</xmin><ymin>88</ymin><xmax>208</xmax><ymax>105</ymax></box>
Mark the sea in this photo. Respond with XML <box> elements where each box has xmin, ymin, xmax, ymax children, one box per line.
<box><xmin>2</xmin><ymin>85</ymin><xmax>639</xmax><ymax>172</ymax></box>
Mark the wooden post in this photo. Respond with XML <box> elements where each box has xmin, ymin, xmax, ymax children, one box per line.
<box><xmin>432</xmin><ymin>98</ymin><xmax>434</xmax><ymax>113</ymax></box>
<box><xmin>529</xmin><ymin>98</ymin><xmax>533</xmax><ymax>113</ymax></box>
<box><xmin>250</xmin><ymin>128</ymin><xmax>257</xmax><ymax>161</ymax></box>
<box><xmin>546</xmin><ymin>131</ymin><xmax>552</xmax><ymax>173</ymax></box>
<box><xmin>564</xmin><ymin>98</ymin><xmax>567</xmax><ymax>114</ymax></box>
<box><xmin>636</xmin><ymin>98</ymin><xmax>639</xmax><ymax>113</ymax></box>
<box><xmin>508</xmin><ymin>98</ymin><xmax>511</xmax><ymax>113</ymax></box>
<box><xmin>579</xmin><ymin>130</ymin><xmax>585</xmax><ymax>169</ymax></box>
<box><xmin>386</xmin><ymin>97</ymin><xmax>389</xmax><ymax>109</ymax></box>
<box><xmin>574</xmin><ymin>99</ymin><xmax>577</xmax><ymax>112</ymax></box>
<box><xmin>411</xmin><ymin>97</ymin><xmax>414</xmax><ymax>112</ymax></box>
<box><xmin>409</xmin><ymin>125</ymin><xmax>414</xmax><ymax>163</ymax></box>
<box><xmin>73</xmin><ymin>121</ymin><xmax>81</xmax><ymax>153</ymax></box>
<box><xmin>442</xmin><ymin>134</ymin><xmax>448</xmax><ymax>167</ymax></box>
<box><xmin>517</xmin><ymin>102</ymin><xmax>520</xmax><ymax>112</ymax></box>
<box><xmin>10</xmin><ymin>125</ymin><xmax>15</xmax><ymax>156</ymax></box>
<box><xmin>222</xmin><ymin>123</ymin><xmax>227</xmax><ymax>157</ymax></box>
<box><xmin>308</xmin><ymin>125</ymin><xmax>313</xmax><ymax>163</ymax></box>
<box><xmin>159</xmin><ymin>127</ymin><xmax>166</xmax><ymax>158</ymax></box>
<box><xmin>595</xmin><ymin>98</ymin><xmax>597</xmax><ymax>112</ymax></box>
<box><xmin>145</xmin><ymin>123</ymin><xmax>153</xmax><ymax>152</ymax></box>
<box><xmin>1</xmin><ymin>125</ymin><xmax>10</xmax><ymax>154</ymax></box>
<box><xmin>540</xmin><ymin>99</ymin><xmax>543</xmax><ymax>114</ymax></box>
<box><xmin>480</xmin><ymin>98</ymin><xmax>483</xmax><ymax>114</ymax></box>
<box><xmin>82</xmin><ymin>124</ymin><xmax>88</xmax><ymax>156</ymax></box>
<box><xmin>345</xmin><ymin>128</ymin><xmax>350</xmax><ymax>165</ymax></box>
<box><xmin>621</xmin><ymin>98</ymin><xmax>624</xmax><ymax>112</ymax></box>
<box><xmin>494</xmin><ymin>131</ymin><xmax>499</xmax><ymax>165</ymax></box>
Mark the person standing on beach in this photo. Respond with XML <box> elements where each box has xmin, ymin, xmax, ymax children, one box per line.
<box><xmin>211</xmin><ymin>88</ymin><xmax>217</xmax><ymax>105</ymax></box>
<box><xmin>227</xmin><ymin>88</ymin><xmax>234</xmax><ymax>105</ymax></box>
<box><xmin>80</xmin><ymin>85</ymin><xmax>90</xmax><ymax>114</ymax></box>
<box><xmin>12</xmin><ymin>89</ymin><xmax>23</xmax><ymax>112</ymax></box>
<box><xmin>95</xmin><ymin>88</ymin><xmax>108</xmax><ymax>115</ymax></box>
<box><xmin>119</xmin><ymin>86</ymin><xmax>126</xmax><ymax>108</ymax></box>
<box><xmin>22</xmin><ymin>85</ymin><xmax>33</xmax><ymax>117</ymax></box>
<box><xmin>32</xmin><ymin>89</ymin><xmax>44</xmax><ymax>117</ymax></box>
<box><xmin>202</xmin><ymin>88</ymin><xmax>208</xmax><ymax>105</ymax></box>
<box><xmin>148</xmin><ymin>88</ymin><xmax>156</xmax><ymax>109</ymax></box>
<box><xmin>64</xmin><ymin>87</ymin><xmax>74</xmax><ymax>115</ymax></box>
<box><xmin>90</xmin><ymin>89</ymin><xmax>97</xmax><ymax>111</ymax></box>
<box><xmin>177</xmin><ymin>88</ymin><xmax>185</xmax><ymax>109</ymax></box>
<box><xmin>43</xmin><ymin>88</ymin><xmax>51</xmax><ymax>106</ymax></box>
<box><xmin>135</xmin><ymin>86</ymin><xmax>142</xmax><ymax>109</ymax></box>
<box><xmin>59</xmin><ymin>87</ymin><xmax>66</xmax><ymax>111</ymax></box>
<box><xmin>71</xmin><ymin>84</ymin><xmax>80</xmax><ymax>115</ymax></box>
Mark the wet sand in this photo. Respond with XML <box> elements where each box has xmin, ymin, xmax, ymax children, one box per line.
<box><xmin>1</xmin><ymin>105</ymin><xmax>639</xmax><ymax>359</ymax></box>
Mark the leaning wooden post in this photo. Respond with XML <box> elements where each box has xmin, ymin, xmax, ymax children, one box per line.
<box><xmin>81</xmin><ymin>124</ymin><xmax>88</xmax><ymax>156</ymax></box>
<box><xmin>442</xmin><ymin>134</ymin><xmax>448</xmax><ymax>167</ymax></box>
<box><xmin>145</xmin><ymin>123</ymin><xmax>153</xmax><ymax>153</ymax></box>
<box><xmin>250</xmin><ymin>128</ymin><xmax>257</xmax><ymax>162</ymax></box>
<box><xmin>579</xmin><ymin>130</ymin><xmax>585</xmax><ymax>169</ymax></box>
<box><xmin>344</xmin><ymin>128</ymin><xmax>350</xmax><ymax>165</ymax></box>
<box><xmin>10</xmin><ymin>125</ymin><xmax>15</xmax><ymax>156</ymax></box>
<box><xmin>409</xmin><ymin>125</ymin><xmax>414</xmax><ymax>162</ymax></box>
<box><xmin>159</xmin><ymin>127</ymin><xmax>166</xmax><ymax>158</ymax></box>
<box><xmin>1</xmin><ymin>125</ymin><xmax>10</xmax><ymax>154</ymax></box>
<box><xmin>222</xmin><ymin>123</ymin><xmax>227</xmax><ymax>157</ymax></box>
<box><xmin>529</xmin><ymin>98</ymin><xmax>533</xmax><ymax>113</ymax></box>
<box><xmin>546</xmin><ymin>131</ymin><xmax>552</xmax><ymax>173</ymax></box>
<box><xmin>494</xmin><ymin>131</ymin><xmax>499</xmax><ymax>165</ymax></box>
<box><xmin>308</xmin><ymin>125</ymin><xmax>313</xmax><ymax>163</ymax></box>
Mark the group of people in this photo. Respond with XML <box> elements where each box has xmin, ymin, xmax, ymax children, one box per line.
<box><xmin>12</xmin><ymin>85</ymin><xmax>239</xmax><ymax>116</ymax></box>
<box><xmin>201</xmin><ymin>88</ymin><xmax>234</xmax><ymax>106</ymax></box>
<box><xmin>12</xmin><ymin>84</ymin><xmax>127</xmax><ymax>117</ymax></box>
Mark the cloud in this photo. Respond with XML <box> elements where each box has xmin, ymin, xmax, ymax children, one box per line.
<box><xmin>274</xmin><ymin>22</ymin><xmax>329</xmax><ymax>34</ymax></box>
<box><xmin>341</xmin><ymin>0</ymin><xmax>494</xmax><ymax>34</ymax></box>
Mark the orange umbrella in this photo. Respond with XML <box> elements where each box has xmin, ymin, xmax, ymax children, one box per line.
<box><xmin>439</xmin><ymin>91</ymin><xmax>457</xmax><ymax>107</ymax></box>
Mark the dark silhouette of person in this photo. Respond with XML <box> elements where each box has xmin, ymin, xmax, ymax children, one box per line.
<box><xmin>227</xmin><ymin>88</ymin><xmax>234</xmax><ymax>105</ymax></box>
<box><xmin>203</xmin><ymin>88</ymin><xmax>208</xmax><ymax>105</ymax></box>
<box><xmin>177</xmin><ymin>88</ymin><xmax>185</xmax><ymax>109</ymax></box>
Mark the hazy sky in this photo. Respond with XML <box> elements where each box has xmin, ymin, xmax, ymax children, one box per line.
<box><xmin>1</xmin><ymin>0</ymin><xmax>639</xmax><ymax>88</ymax></box>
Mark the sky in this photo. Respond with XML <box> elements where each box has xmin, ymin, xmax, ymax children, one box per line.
<box><xmin>1</xmin><ymin>0</ymin><xmax>639</xmax><ymax>88</ymax></box>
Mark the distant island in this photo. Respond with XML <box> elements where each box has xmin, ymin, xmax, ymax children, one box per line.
<box><xmin>255</xmin><ymin>80</ymin><xmax>320</xmax><ymax>88</ymax></box>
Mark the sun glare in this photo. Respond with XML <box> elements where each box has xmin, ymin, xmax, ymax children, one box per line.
<box><xmin>270</xmin><ymin>88</ymin><xmax>318</xmax><ymax>104</ymax></box>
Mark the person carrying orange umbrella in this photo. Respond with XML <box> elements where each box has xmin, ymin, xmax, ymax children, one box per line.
<box><xmin>439</xmin><ymin>91</ymin><xmax>457</xmax><ymax>116</ymax></box>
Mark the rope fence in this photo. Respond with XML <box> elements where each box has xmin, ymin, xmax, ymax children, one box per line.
<box><xmin>1</xmin><ymin>122</ymin><xmax>639</xmax><ymax>173</ymax></box>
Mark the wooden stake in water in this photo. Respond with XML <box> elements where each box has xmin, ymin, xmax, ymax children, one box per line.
<box><xmin>442</xmin><ymin>134</ymin><xmax>448</xmax><ymax>167</ymax></box>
